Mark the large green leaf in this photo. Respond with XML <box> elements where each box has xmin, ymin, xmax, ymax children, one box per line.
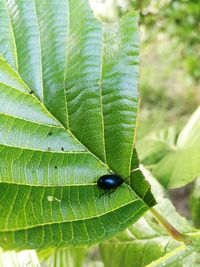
<box><xmin>100</xmin><ymin>167</ymin><xmax>200</xmax><ymax>267</ymax></box>
<box><xmin>137</xmin><ymin>106</ymin><xmax>200</xmax><ymax>188</ymax></box>
<box><xmin>0</xmin><ymin>0</ymin><xmax>155</xmax><ymax>250</ymax></box>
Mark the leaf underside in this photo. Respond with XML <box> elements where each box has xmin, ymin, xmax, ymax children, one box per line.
<box><xmin>0</xmin><ymin>0</ymin><xmax>155</xmax><ymax>250</ymax></box>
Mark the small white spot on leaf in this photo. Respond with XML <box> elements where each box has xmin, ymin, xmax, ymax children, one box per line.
<box><xmin>47</xmin><ymin>196</ymin><xmax>62</xmax><ymax>203</ymax></box>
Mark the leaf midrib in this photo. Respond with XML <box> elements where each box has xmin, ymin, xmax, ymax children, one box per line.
<box><xmin>32</xmin><ymin>0</ymin><xmax>44</xmax><ymax>102</ymax></box>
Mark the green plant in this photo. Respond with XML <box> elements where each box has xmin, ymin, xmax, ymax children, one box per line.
<box><xmin>137</xmin><ymin>106</ymin><xmax>200</xmax><ymax>188</ymax></box>
<box><xmin>139</xmin><ymin>0</ymin><xmax>200</xmax><ymax>81</ymax></box>
<box><xmin>0</xmin><ymin>0</ymin><xmax>200</xmax><ymax>266</ymax></box>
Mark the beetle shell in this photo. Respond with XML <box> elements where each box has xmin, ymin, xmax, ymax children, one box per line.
<box><xmin>97</xmin><ymin>174</ymin><xmax>123</xmax><ymax>190</ymax></box>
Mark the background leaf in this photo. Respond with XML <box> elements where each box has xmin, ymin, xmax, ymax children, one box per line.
<box><xmin>130</xmin><ymin>149</ymin><xmax>156</xmax><ymax>207</ymax></box>
<box><xmin>146</xmin><ymin>245</ymin><xmax>200</xmax><ymax>267</ymax></box>
<box><xmin>137</xmin><ymin>106</ymin><xmax>200</xmax><ymax>188</ymax></box>
<box><xmin>39</xmin><ymin>247</ymin><xmax>87</xmax><ymax>267</ymax></box>
<box><xmin>0</xmin><ymin>0</ymin><xmax>155</xmax><ymax>250</ymax></box>
<box><xmin>190</xmin><ymin>177</ymin><xmax>200</xmax><ymax>228</ymax></box>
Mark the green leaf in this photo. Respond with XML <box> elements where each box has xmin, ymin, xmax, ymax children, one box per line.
<box><xmin>190</xmin><ymin>177</ymin><xmax>200</xmax><ymax>228</ymax></box>
<box><xmin>0</xmin><ymin>0</ymin><xmax>155</xmax><ymax>250</ymax></box>
<box><xmin>145</xmin><ymin>245</ymin><xmax>199</xmax><ymax>267</ymax></box>
<box><xmin>0</xmin><ymin>249</ymin><xmax>40</xmax><ymax>267</ymax></box>
<box><xmin>38</xmin><ymin>247</ymin><xmax>87</xmax><ymax>267</ymax></box>
<box><xmin>0</xmin><ymin>0</ymin><xmax>17</xmax><ymax>70</ymax></box>
<box><xmin>100</xmin><ymin>167</ymin><xmax>199</xmax><ymax>267</ymax></box>
<box><xmin>137</xmin><ymin>106</ymin><xmax>200</xmax><ymax>188</ymax></box>
<box><xmin>131</xmin><ymin>149</ymin><xmax>156</xmax><ymax>207</ymax></box>
<box><xmin>137</xmin><ymin>126</ymin><xmax>178</xmax><ymax>166</ymax></box>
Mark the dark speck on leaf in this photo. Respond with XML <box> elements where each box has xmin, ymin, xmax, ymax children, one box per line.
<box><xmin>61</xmin><ymin>147</ymin><xmax>64</xmax><ymax>151</ymax></box>
<box><xmin>29</xmin><ymin>90</ymin><xmax>33</xmax><ymax>94</ymax></box>
<box><xmin>54</xmin><ymin>165</ymin><xmax>57</xmax><ymax>169</ymax></box>
<box><xmin>48</xmin><ymin>132</ymin><xmax>52</xmax><ymax>136</ymax></box>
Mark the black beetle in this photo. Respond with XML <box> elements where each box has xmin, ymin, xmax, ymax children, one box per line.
<box><xmin>97</xmin><ymin>174</ymin><xmax>123</xmax><ymax>190</ymax></box>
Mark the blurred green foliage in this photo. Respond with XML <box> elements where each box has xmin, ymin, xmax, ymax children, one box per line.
<box><xmin>137</xmin><ymin>0</ymin><xmax>200</xmax><ymax>222</ymax></box>
<box><xmin>190</xmin><ymin>177</ymin><xmax>200</xmax><ymax>228</ymax></box>
<box><xmin>140</xmin><ymin>0</ymin><xmax>200</xmax><ymax>80</ymax></box>
<box><xmin>137</xmin><ymin>0</ymin><xmax>200</xmax><ymax>139</ymax></box>
<box><xmin>137</xmin><ymin>107</ymin><xmax>200</xmax><ymax>188</ymax></box>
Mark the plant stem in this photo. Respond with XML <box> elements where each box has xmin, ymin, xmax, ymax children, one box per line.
<box><xmin>150</xmin><ymin>208</ymin><xmax>192</xmax><ymax>243</ymax></box>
